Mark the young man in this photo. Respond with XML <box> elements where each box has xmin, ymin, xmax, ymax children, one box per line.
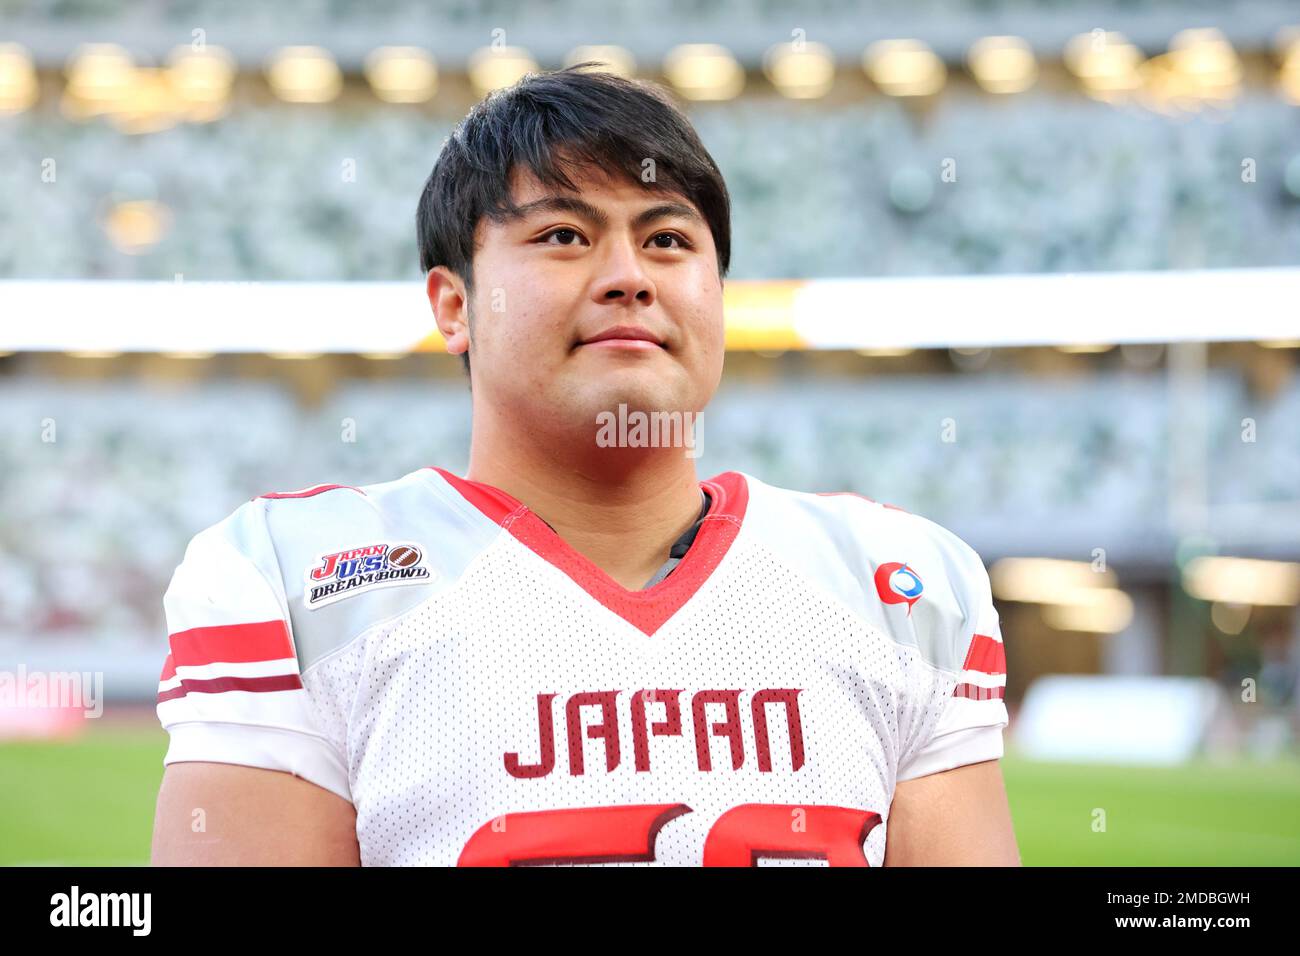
<box><xmin>151</xmin><ymin>65</ymin><xmax>1018</xmax><ymax>866</ymax></box>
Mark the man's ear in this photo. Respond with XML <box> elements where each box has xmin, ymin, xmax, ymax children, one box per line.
<box><xmin>426</xmin><ymin>266</ymin><xmax>470</xmax><ymax>357</ymax></box>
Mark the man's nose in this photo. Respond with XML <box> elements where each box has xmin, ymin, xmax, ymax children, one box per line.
<box><xmin>591</xmin><ymin>236</ymin><xmax>655</xmax><ymax>305</ymax></box>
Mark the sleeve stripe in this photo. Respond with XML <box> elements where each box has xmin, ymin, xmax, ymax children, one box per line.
<box><xmin>952</xmin><ymin>683</ymin><xmax>1006</xmax><ymax>701</ymax></box>
<box><xmin>166</xmin><ymin>620</ymin><xmax>295</xmax><ymax>670</ymax></box>
<box><xmin>962</xmin><ymin>632</ymin><xmax>1005</xmax><ymax>675</ymax></box>
<box><xmin>258</xmin><ymin>483</ymin><xmax>366</xmax><ymax>500</ymax></box>
<box><xmin>157</xmin><ymin>673</ymin><xmax>304</xmax><ymax>704</ymax></box>
<box><xmin>956</xmin><ymin>669</ymin><xmax>1006</xmax><ymax>689</ymax></box>
<box><xmin>160</xmin><ymin>657</ymin><xmax>299</xmax><ymax>688</ymax></box>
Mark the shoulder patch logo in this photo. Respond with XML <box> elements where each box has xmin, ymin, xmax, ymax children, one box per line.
<box><xmin>873</xmin><ymin>561</ymin><xmax>923</xmax><ymax>616</ymax></box>
<box><xmin>304</xmin><ymin>541</ymin><xmax>432</xmax><ymax>609</ymax></box>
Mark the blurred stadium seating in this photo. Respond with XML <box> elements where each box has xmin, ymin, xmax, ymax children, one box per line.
<box><xmin>1</xmin><ymin>367</ymin><xmax>1296</xmax><ymax>659</ymax></box>
<box><xmin>3</xmin><ymin>95</ymin><xmax>1300</xmax><ymax>279</ymax></box>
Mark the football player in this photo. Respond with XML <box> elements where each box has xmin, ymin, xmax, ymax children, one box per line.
<box><xmin>151</xmin><ymin>64</ymin><xmax>1018</xmax><ymax>866</ymax></box>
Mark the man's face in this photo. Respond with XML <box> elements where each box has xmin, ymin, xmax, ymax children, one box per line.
<box><xmin>462</xmin><ymin>163</ymin><xmax>725</xmax><ymax>447</ymax></box>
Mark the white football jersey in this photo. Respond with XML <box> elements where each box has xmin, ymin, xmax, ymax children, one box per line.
<box><xmin>156</xmin><ymin>466</ymin><xmax>1008</xmax><ymax>866</ymax></box>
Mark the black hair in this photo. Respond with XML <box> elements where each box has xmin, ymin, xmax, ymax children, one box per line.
<box><xmin>416</xmin><ymin>63</ymin><xmax>732</xmax><ymax>375</ymax></box>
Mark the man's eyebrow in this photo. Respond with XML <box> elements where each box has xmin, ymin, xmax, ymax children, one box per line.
<box><xmin>507</xmin><ymin>196</ymin><xmax>705</xmax><ymax>231</ymax></box>
<box><xmin>631</xmin><ymin>201</ymin><xmax>706</xmax><ymax>230</ymax></box>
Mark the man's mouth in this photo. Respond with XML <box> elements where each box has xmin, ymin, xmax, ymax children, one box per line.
<box><xmin>576</xmin><ymin>325</ymin><xmax>667</xmax><ymax>350</ymax></box>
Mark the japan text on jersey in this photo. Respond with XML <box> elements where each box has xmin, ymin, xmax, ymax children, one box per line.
<box><xmin>156</xmin><ymin>467</ymin><xmax>1008</xmax><ymax>866</ymax></box>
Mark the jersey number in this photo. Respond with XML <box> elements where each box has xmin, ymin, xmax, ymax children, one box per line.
<box><xmin>458</xmin><ymin>803</ymin><xmax>882</xmax><ymax>866</ymax></box>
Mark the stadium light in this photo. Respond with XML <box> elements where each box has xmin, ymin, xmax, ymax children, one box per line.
<box><xmin>60</xmin><ymin>44</ymin><xmax>229</xmax><ymax>130</ymax></box>
<box><xmin>862</xmin><ymin>39</ymin><xmax>946</xmax><ymax>97</ymax></box>
<box><xmin>266</xmin><ymin>46</ymin><xmax>342</xmax><ymax>103</ymax></box>
<box><xmin>763</xmin><ymin>41</ymin><xmax>835</xmax><ymax>99</ymax></box>
<box><xmin>468</xmin><ymin>46</ymin><xmax>537</xmax><ymax>95</ymax></box>
<box><xmin>101</xmin><ymin>200</ymin><xmax>170</xmax><ymax>254</ymax></box>
<box><xmin>1134</xmin><ymin>28</ymin><xmax>1241</xmax><ymax>114</ymax></box>
<box><xmin>365</xmin><ymin>47</ymin><xmax>438</xmax><ymax>103</ymax></box>
<box><xmin>0</xmin><ymin>43</ymin><xmax>38</xmax><ymax>114</ymax></box>
<box><xmin>991</xmin><ymin>558</ymin><xmax>1132</xmax><ymax>633</ymax></box>
<box><xmin>1276</xmin><ymin>26</ymin><xmax>1300</xmax><ymax>104</ymax></box>
<box><xmin>1041</xmin><ymin>588</ymin><xmax>1135</xmax><ymax>633</ymax></box>
<box><xmin>990</xmin><ymin>557</ymin><xmax>1117</xmax><ymax>604</ymax></box>
<box><xmin>61</xmin><ymin>43</ymin><xmax>134</xmax><ymax>120</ymax></box>
<box><xmin>1182</xmin><ymin>556</ymin><xmax>1300</xmax><ymax>606</ymax></box>
<box><xmin>1064</xmin><ymin>31</ymin><xmax>1143</xmax><ymax>101</ymax></box>
<box><xmin>1284</xmin><ymin>65</ymin><xmax>1300</xmax><ymax>105</ymax></box>
<box><xmin>664</xmin><ymin>44</ymin><xmax>745</xmax><ymax>101</ymax></box>
<box><xmin>107</xmin><ymin>67</ymin><xmax>187</xmax><ymax>134</ymax></box>
<box><xmin>166</xmin><ymin>45</ymin><xmax>235</xmax><ymax>122</ymax></box>
<box><xmin>967</xmin><ymin>36</ymin><xmax>1037</xmax><ymax>94</ymax></box>
<box><xmin>1168</xmin><ymin>28</ymin><xmax>1241</xmax><ymax>100</ymax></box>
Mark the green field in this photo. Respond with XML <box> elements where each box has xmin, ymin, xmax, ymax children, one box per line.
<box><xmin>3</xmin><ymin>722</ymin><xmax>1299</xmax><ymax>865</ymax></box>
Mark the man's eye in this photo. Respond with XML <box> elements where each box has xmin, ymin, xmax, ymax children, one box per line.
<box><xmin>540</xmin><ymin>228</ymin><xmax>584</xmax><ymax>245</ymax></box>
<box><xmin>649</xmin><ymin>232</ymin><xmax>691</xmax><ymax>249</ymax></box>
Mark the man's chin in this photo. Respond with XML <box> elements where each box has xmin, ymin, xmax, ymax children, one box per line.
<box><xmin>576</xmin><ymin>381</ymin><xmax>692</xmax><ymax>421</ymax></box>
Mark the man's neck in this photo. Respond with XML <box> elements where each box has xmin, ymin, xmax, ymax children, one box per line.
<box><xmin>466</xmin><ymin>415</ymin><xmax>704</xmax><ymax>591</ymax></box>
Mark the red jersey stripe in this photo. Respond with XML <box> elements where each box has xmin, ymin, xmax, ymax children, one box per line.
<box><xmin>258</xmin><ymin>483</ymin><xmax>366</xmax><ymax>500</ymax></box>
<box><xmin>156</xmin><ymin>673</ymin><xmax>303</xmax><ymax>704</ymax></box>
<box><xmin>952</xmin><ymin>683</ymin><xmax>1006</xmax><ymax>701</ymax></box>
<box><xmin>168</xmin><ymin>620</ymin><xmax>295</xmax><ymax>668</ymax></box>
<box><xmin>962</xmin><ymin>632</ymin><xmax>1006</xmax><ymax>675</ymax></box>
